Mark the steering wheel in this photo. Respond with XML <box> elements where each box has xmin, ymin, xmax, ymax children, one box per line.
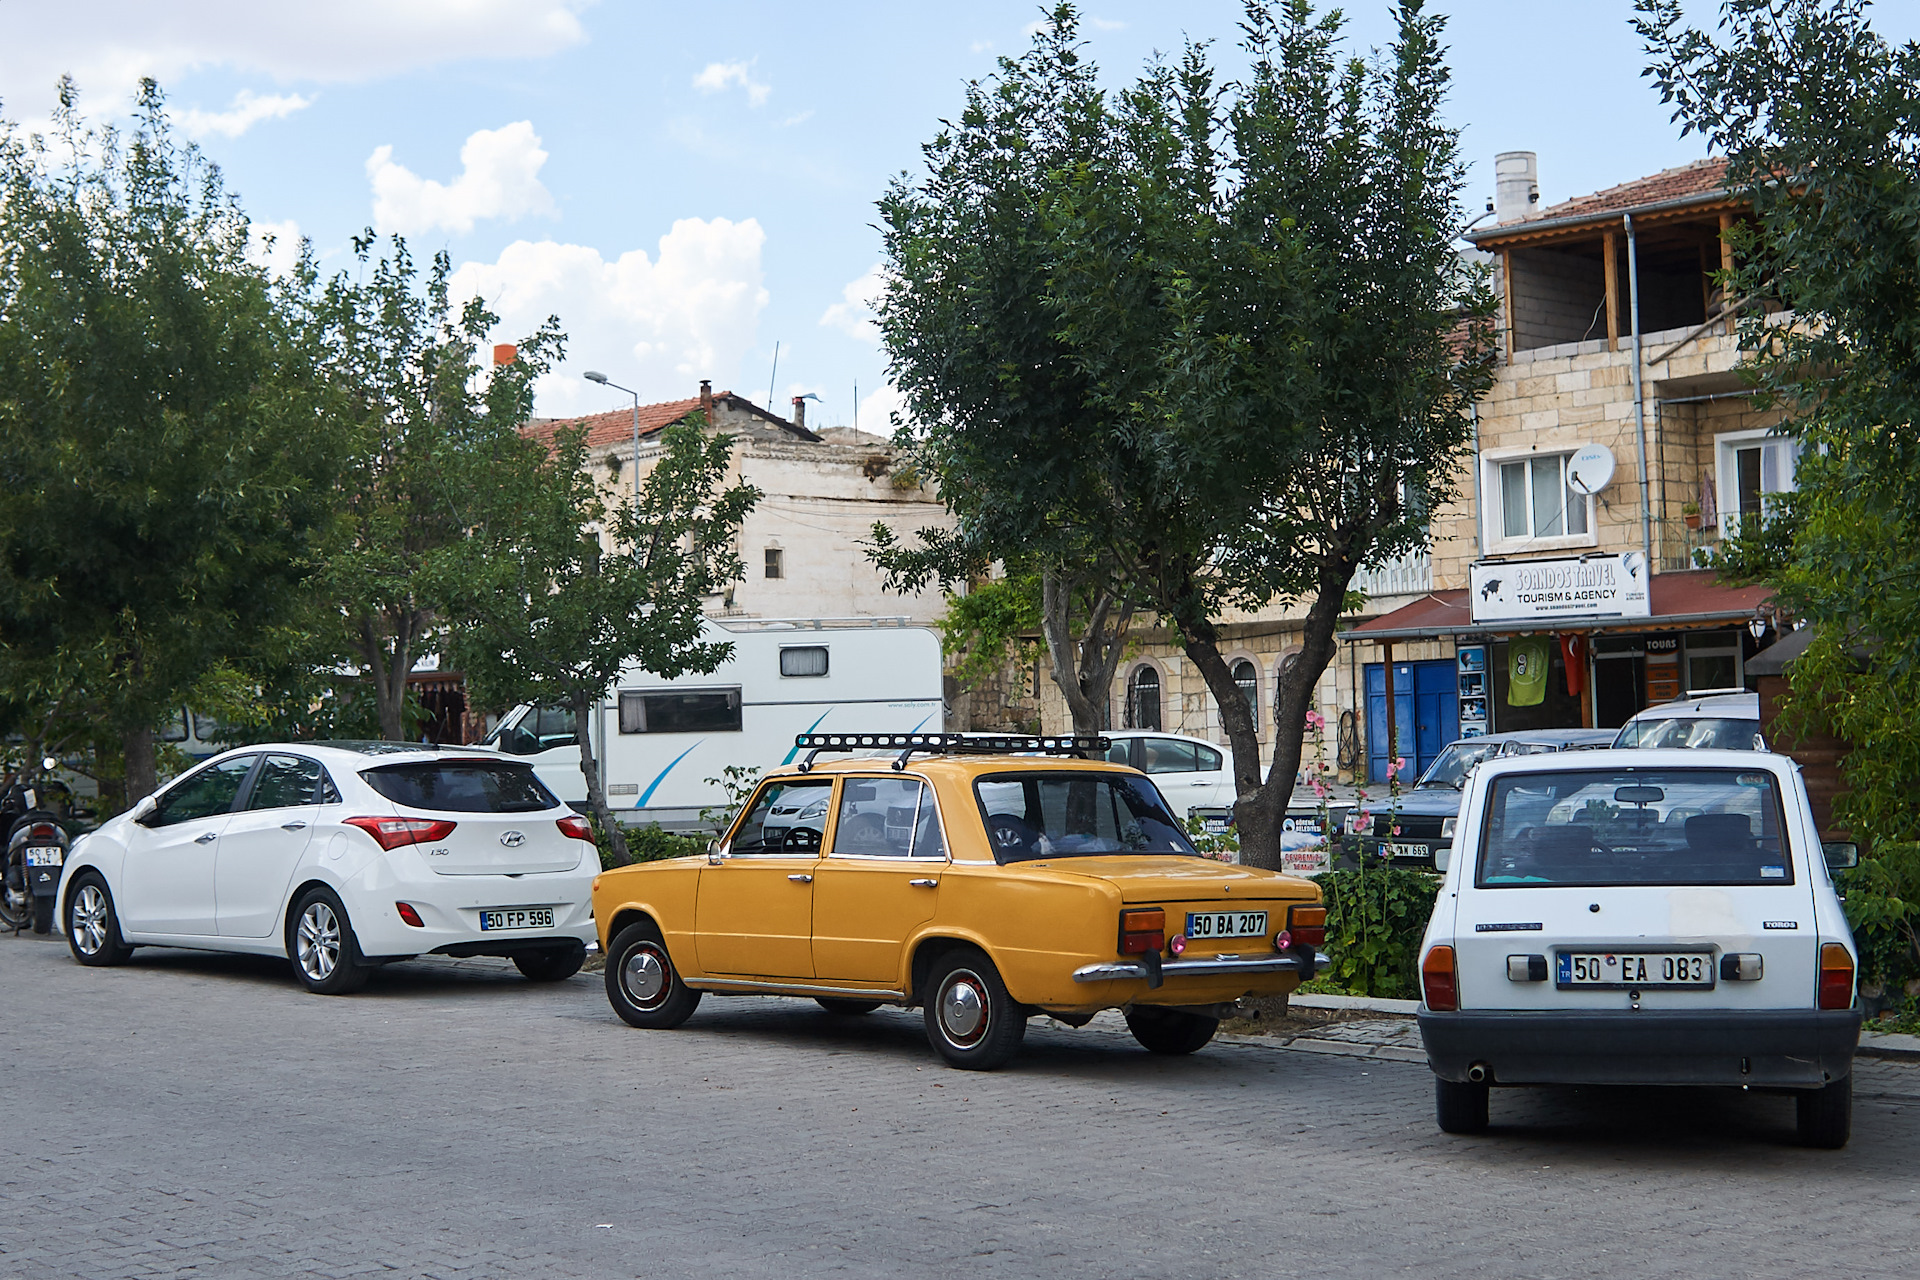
<box><xmin>780</xmin><ymin>826</ymin><xmax>822</xmax><ymax>853</ymax></box>
<box><xmin>988</xmin><ymin>814</ymin><xmax>1039</xmax><ymax>856</ymax></box>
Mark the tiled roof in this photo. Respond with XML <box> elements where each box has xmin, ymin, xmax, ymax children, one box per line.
<box><xmin>522</xmin><ymin>389</ymin><xmax>814</xmax><ymax>451</ymax></box>
<box><xmin>1535</xmin><ymin>156</ymin><xmax>1730</xmax><ymax>222</ymax></box>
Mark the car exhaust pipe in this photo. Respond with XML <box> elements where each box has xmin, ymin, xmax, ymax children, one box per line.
<box><xmin>1466</xmin><ymin>1062</ymin><xmax>1491</xmax><ymax>1084</ymax></box>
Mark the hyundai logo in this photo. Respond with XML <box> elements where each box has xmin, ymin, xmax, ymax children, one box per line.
<box><xmin>499</xmin><ymin>831</ymin><xmax>526</xmax><ymax>848</ymax></box>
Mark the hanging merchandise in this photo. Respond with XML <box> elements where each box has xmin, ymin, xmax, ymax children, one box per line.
<box><xmin>1509</xmin><ymin>636</ymin><xmax>1550</xmax><ymax>707</ymax></box>
<box><xmin>1560</xmin><ymin>633</ymin><xmax>1587</xmax><ymax>697</ymax></box>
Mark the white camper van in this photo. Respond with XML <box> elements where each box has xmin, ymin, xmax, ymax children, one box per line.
<box><xmin>481</xmin><ymin>618</ymin><xmax>945</xmax><ymax>831</ymax></box>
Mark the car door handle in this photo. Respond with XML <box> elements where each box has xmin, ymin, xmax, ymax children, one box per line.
<box><xmin>788</xmin><ymin>873</ymin><xmax>813</xmax><ymax>883</ymax></box>
<box><xmin>908</xmin><ymin>878</ymin><xmax>938</xmax><ymax>888</ymax></box>
<box><xmin>193</xmin><ymin>832</ymin><xmax>218</xmax><ymax>845</ymax></box>
<box><xmin>281</xmin><ymin>821</ymin><xmax>308</xmax><ymax>831</ymax></box>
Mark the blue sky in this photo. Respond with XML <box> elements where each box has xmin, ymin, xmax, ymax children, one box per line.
<box><xmin>4</xmin><ymin>1</ymin><xmax>1912</xmax><ymax>427</ymax></box>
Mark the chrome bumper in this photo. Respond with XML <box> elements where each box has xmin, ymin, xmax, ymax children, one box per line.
<box><xmin>1072</xmin><ymin>953</ymin><xmax>1331</xmax><ymax>983</ymax></box>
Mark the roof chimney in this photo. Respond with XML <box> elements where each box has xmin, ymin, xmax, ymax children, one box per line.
<box><xmin>492</xmin><ymin>344</ymin><xmax>517</xmax><ymax>366</ymax></box>
<box><xmin>1495</xmin><ymin>151</ymin><xmax>1540</xmax><ymax>221</ymax></box>
<box><xmin>790</xmin><ymin>394</ymin><xmax>806</xmax><ymax>430</ymax></box>
<box><xmin>699</xmin><ymin>379</ymin><xmax>713</xmax><ymax>421</ymax></box>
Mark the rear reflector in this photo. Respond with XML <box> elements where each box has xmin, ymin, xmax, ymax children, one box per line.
<box><xmin>1422</xmin><ymin>945</ymin><xmax>1458</xmax><ymax>1011</ymax></box>
<box><xmin>557</xmin><ymin>815</ymin><xmax>595</xmax><ymax>843</ymax></box>
<box><xmin>395</xmin><ymin>902</ymin><xmax>424</xmax><ymax>928</ymax></box>
<box><xmin>1818</xmin><ymin>943</ymin><xmax>1855</xmax><ymax>1010</ymax></box>
<box><xmin>1118</xmin><ymin>908</ymin><xmax>1165</xmax><ymax>955</ymax></box>
<box><xmin>27</xmin><ymin>823</ymin><xmax>58</xmax><ymax>843</ymax></box>
<box><xmin>345</xmin><ymin>816</ymin><xmax>459</xmax><ymax>851</ymax></box>
<box><xmin>1287</xmin><ymin>904</ymin><xmax>1327</xmax><ymax>947</ymax></box>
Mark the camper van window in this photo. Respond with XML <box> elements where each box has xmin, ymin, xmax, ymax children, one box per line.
<box><xmin>780</xmin><ymin>646</ymin><xmax>829</xmax><ymax>678</ymax></box>
<box><xmin>619</xmin><ymin>688</ymin><xmax>744</xmax><ymax>734</ymax></box>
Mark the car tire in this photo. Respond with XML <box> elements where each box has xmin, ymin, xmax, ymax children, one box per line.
<box><xmin>605</xmin><ymin>921</ymin><xmax>702</xmax><ymax>1029</ymax></box>
<box><xmin>513</xmin><ymin>946</ymin><xmax>586</xmax><ymax>982</ymax></box>
<box><xmin>1795</xmin><ymin>1076</ymin><xmax>1851</xmax><ymax>1149</ymax></box>
<box><xmin>1435</xmin><ymin>1077</ymin><xmax>1490</xmax><ymax>1134</ymax></box>
<box><xmin>30</xmin><ymin>893</ymin><xmax>54</xmax><ymax>934</ymax></box>
<box><xmin>66</xmin><ymin>874</ymin><xmax>134</xmax><ymax>966</ymax></box>
<box><xmin>816</xmin><ymin>997</ymin><xmax>883</xmax><ymax>1016</ymax></box>
<box><xmin>1124</xmin><ymin>1006</ymin><xmax>1219</xmax><ymax>1055</ymax></box>
<box><xmin>287</xmin><ymin>887</ymin><xmax>371</xmax><ymax>995</ymax></box>
<box><xmin>923</xmin><ymin>946</ymin><xmax>1026</xmax><ymax>1071</ymax></box>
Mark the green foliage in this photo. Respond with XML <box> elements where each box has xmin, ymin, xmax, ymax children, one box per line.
<box><xmin>1310</xmin><ymin>866</ymin><xmax>1441</xmax><ymax>999</ymax></box>
<box><xmin>597</xmin><ymin>821</ymin><xmax>708</xmax><ymax>872</ymax></box>
<box><xmin>939</xmin><ymin>571</ymin><xmax>1043</xmax><ymax>691</ymax></box>
<box><xmin>699</xmin><ymin>764</ymin><xmax>762</xmax><ymax>833</ymax></box>
<box><xmin>1839</xmin><ymin>841</ymin><xmax>1920</xmax><ymax>994</ymax></box>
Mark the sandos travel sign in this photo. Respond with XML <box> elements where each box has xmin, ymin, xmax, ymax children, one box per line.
<box><xmin>1470</xmin><ymin>553</ymin><xmax>1651</xmax><ymax>624</ymax></box>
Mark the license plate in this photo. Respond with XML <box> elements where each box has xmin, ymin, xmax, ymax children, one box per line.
<box><xmin>479</xmin><ymin>907</ymin><xmax>555</xmax><ymax>932</ymax></box>
<box><xmin>1557</xmin><ymin>951</ymin><xmax>1714</xmax><ymax>988</ymax></box>
<box><xmin>1384</xmin><ymin>843</ymin><xmax>1430</xmax><ymax>858</ymax></box>
<box><xmin>1185</xmin><ymin>910</ymin><xmax>1267</xmax><ymax>940</ymax></box>
<box><xmin>24</xmin><ymin>847</ymin><xmax>62</xmax><ymax>867</ymax></box>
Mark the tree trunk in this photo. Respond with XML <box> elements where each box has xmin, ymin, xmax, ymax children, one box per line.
<box><xmin>1039</xmin><ymin>567</ymin><xmax>1132</xmax><ymax>736</ymax></box>
<box><xmin>122</xmin><ymin>725</ymin><xmax>157</xmax><ymax>805</ymax></box>
<box><xmin>571</xmin><ymin>686</ymin><xmax>632</xmax><ymax>867</ymax></box>
<box><xmin>359</xmin><ymin>614</ymin><xmax>413</xmax><ymax>741</ymax></box>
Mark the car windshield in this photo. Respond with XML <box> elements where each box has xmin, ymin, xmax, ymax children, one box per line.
<box><xmin>1418</xmin><ymin>741</ymin><xmax>1501</xmax><ymax>790</ymax></box>
<box><xmin>1614</xmin><ymin>716</ymin><xmax>1763</xmax><ymax>750</ymax></box>
<box><xmin>1476</xmin><ymin>766</ymin><xmax>1792</xmax><ymax>887</ymax></box>
<box><xmin>361</xmin><ymin>761</ymin><xmax>558</xmax><ymax>813</ymax></box>
<box><xmin>973</xmin><ymin>771</ymin><xmax>1196</xmax><ymax>863</ymax></box>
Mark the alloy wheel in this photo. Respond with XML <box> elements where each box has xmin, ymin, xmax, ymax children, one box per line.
<box><xmin>297</xmin><ymin>901</ymin><xmax>341</xmax><ymax>981</ymax></box>
<box><xmin>71</xmin><ymin>884</ymin><xmax>110</xmax><ymax>956</ymax></box>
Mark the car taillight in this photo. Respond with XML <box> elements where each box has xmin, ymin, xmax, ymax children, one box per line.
<box><xmin>345</xmin><ymin>816</ymin><xmax>458</xmax><ymax>851</ymax></box>
<box><xmin>1288</xmin><ymin>904</ymin><xmax>1327</xmax><ymax>947</ymax></box>
<box><xmin>1118</xmin><ymin>908</ymin><xmax>1165</xmax><ymax>955</ymax></box>
<box><xmin>557</xmin><ymin>815</ymin><xmax>595</xmax><ymax>843</ymax></box>
<box><xmin>1422</xmin><ymin>945</ymin><xmax>1458</xmax><ymax>1012</ymax></box>
<box><xmin>1818</xmin><ymin>943</ymin><xmax>1855</xmax><ymax>1010</ymax></box>
<box><xmin>27</xmin><ymin>823</ymin><xmax>58</xmax><ymax>843</ymax></box>
<box><xmin>395</xmin><ymin>902</ymin><xmax>425</xmax><ymax>928</ymax></box>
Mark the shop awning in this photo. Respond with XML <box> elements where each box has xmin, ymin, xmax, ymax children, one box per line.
<box><xmin>1340</xmin><ymin>570</ymin><xmax>1772</xmax><ymax>643</ymax></box>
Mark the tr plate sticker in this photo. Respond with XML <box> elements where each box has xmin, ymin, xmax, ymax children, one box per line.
<box><xmin>1474</xmin><ymin>922</ymin><xmax>1544</xmax><ymax>932</ymax></box>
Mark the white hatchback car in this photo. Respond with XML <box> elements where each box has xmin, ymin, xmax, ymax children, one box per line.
<box><xmin>56</xmin><ymin>742</ymin><xmax>601</xmax><ymax>994</ymax></box>
<box><xmin>1416</xmin><ymin>748</ymin><xmax>1861</xmax><ymax>1147</ymax></box>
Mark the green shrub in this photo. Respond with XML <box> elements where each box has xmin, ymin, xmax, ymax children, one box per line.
<box><xmin>1309</xmin><ymin>865</ymin><xmax>1441</xmax><ymax>999</ymax></box>
<box><xmin>593</xmin><ymin>818</ymin><xmax>709</xmax><ymax>871</ymax></box>
<box><xmin>1840</xmin><ymin>841</ymin><xmax>1920</xmax><ymax>1020</ymax></box>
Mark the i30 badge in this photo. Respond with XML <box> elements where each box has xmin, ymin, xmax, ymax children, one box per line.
<box><xmin>499</xmin><ymin>831</ymin><xmax>526</xmax><ymax>848</ymax></box>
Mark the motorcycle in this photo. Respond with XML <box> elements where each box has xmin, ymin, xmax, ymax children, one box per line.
<box><xmin>0</xmin><ymin>759</ymin><xmax>75</xmax><ymax>935</ymax></box>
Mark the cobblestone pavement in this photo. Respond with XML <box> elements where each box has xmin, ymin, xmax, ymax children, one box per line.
<box><xmin>4</xmin><ymin>928</ymin><xmax>1919</xmax><ymax>1279</ymax></box>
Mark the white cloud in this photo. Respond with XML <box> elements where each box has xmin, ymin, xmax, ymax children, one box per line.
<box><xmin>246</xmin><ymin>218</ymin><xmax>304</xmax><ymax>277</ymax></box>
<box><xmin>857</xmin><ymin>383</ymin><xmax>909</xmax><ymax>434</ymax></box>
<box><xmin>779</xmin><ymin>110</ymin><xmax>814</xmax><ymax>128</ymax></box>
<box><xmin>1090</xmin><ymin>18</ymin><xmax>1128</xmax><ymax>31</ymax></box>
<box><xmin>0</xmin><ymin>1</ymin><xmax>593</xmax><ymax>118</ymax></box>
<box><xmin>819</xmin><ymin>263</ymin><xmax>884</xmax><ymax>345</ymax></box>
<box><xmin>693</xmin><ymin>59</ymin><xmax>770</xmax><ymax>107</ymax></box>
<box><xmin>368</xmin><ymin>121</ymin><xmax>558</xmax><ymax>236</ymax></box>
<box><xmin>450</xmin><ymin>217</ymin><xmax>770</xmax><ymax>418</ymax></box>
<box><xmin>970</xmin><ymin>40</ymin><xmax>994</xmax><ymax>54</ymax></box>
<box><xmin>180</xmin><ymin>88</ymin><xmax>312</xmax><ymax>139</ymax></box>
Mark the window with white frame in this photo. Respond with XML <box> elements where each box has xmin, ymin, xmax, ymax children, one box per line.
<box><xmin>1714</xmin><ymin>429</ymin><xmax>1800</xmax><ymax>537</ymax></box>
<box><xmin>1493</xmin><ymin>452</ymin><xmax>1591</xmax><ymax>545</ymax></box>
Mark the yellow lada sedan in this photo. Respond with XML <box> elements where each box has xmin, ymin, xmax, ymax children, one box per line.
<box><xmin>591</xmin><ymin>733</ymin><xmax>1328</xmax><ymax>1070</ymax></box>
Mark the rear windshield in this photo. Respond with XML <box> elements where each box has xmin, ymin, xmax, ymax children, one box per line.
<box><xmin>973</xmin><ymin>771</ymin><xmax>1196</xmax><ymax>863</ymax></box>
<box><xmin>362</xmin><ymin>761</ymin><xmax>558</xmax><ymax>813</ymax></box>
<box><xmin>1614</xmin><ymin>716</ymin><xmax>1763</xmax><ymax>750</ymax></box>
<box><xmin>1476</xmin><ymin>767</ymin><xmax>1792</xmax><ymax>888</ymax></box>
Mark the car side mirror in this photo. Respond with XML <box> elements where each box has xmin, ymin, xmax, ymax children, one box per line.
<box><xmin>131</xmin><ymin>795</ymin><xmax>159</xmax><ymax>826</ymax></box>
<box><xmin>707</xmin><ymin>840</ymin><xmax>725</xmax><ymax>865</ymax></box>
<box><xmin>1823</xmin><ymin>841</ymin><xmax>1860</xmax><ymax>872</ymax></box>
<box><xmin>1433</xmin><ymin>845</ymin><xmax>1452</xmax><ymax>874</ymax></box>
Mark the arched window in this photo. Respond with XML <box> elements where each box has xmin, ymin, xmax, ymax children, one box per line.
<box><xmin>1126</xmin><ymin>666</ymin><xmax>1162</xmax><ymax>731</ymax></box>
<box><xmin>1231</xmin><ymin>659</ymin><xmax>1259</xmax><ymax>726</ymax></box>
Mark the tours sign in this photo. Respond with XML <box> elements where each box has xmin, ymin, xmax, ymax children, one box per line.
<box><xmin>1469</xmin><ymin>552</ymin><xmax>1651</xmax><ymax>625</ymax></box>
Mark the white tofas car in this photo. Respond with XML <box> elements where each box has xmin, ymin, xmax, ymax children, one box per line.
<box><xmin>1415</xmin><ymin>748</ymin><xmax>1862</xmax><ymax>1148</ymax></box>
<box><xmin>55</xmin><ymin>743</ymin><xmax>601</xmax><ymax>994</ymax></box>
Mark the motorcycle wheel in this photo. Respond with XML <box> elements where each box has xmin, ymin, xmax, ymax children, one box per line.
<box><xmin>0</xmin><ymin>864</ymin><xmax>29</xmax><ymax>931</ymax></box>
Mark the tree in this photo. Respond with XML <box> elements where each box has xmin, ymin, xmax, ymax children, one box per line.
<box><xmin>0</xmin><ymin>80</ymin><xmax>344</xmax><ymax>800</ymax></box>
<box><xmin>445</xmin><ymin>421</ymin><xmax>757</xmax><ymax>865</ymax></box>
<box><xmin>1638</xmin><ymin>0</ymin><xmax>1920</xmax><ymax>850</ymax></box>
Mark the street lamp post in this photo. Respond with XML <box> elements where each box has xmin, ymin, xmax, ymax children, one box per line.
<box><xmin>583</xmin><ymin>370</ymin><xmax>641</xmax><ymax>501</ymax></box>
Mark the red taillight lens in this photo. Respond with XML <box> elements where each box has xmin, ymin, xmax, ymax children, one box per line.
<box><xmin>1118</xmin><ymin>908</ymin><xmax>1166</xmax><ymax>955</ymax></box>
<box><xmin>1288</xmin><ymin>904</ymin><xmax>1328</xmax><ymax>947</ymax></box>
<box><xmin>395</xmin><ymin>902</ymin><xmax>424</xmax><ymax>928</ymax></box>
<box><xmin>27</xmin><ymin>823</ymin><xmax>58</xmax><ymax>843</ymax></box>
<box><xmin>345</xmin><ymin>816</ymin><xmax>458</xmax><ymax>851</ymax></box>
<box><xmin>1818</xmin><ymin>943</ymin><xmax>1856</xmax><ymax>1010</ymax></box>
<box><xmin>557</xmin><ymin>815</ymin><xmax>595</xmax><ymax>843</ymax></box>
<box><xmin>1422</xmin><ymin>945</ymin><xmax>1459</xmax><ymax>1012</ymax></box>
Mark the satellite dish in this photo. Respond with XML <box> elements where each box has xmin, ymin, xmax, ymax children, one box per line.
<box><xmin>1566</xmin><ymin>443</ymin><xmax>1616</xmax><ymax>495</ymax></box>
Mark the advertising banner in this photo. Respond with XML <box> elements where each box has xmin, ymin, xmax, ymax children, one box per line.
<box><xmin>1469</xmin><ymin>552</ymin><xmax>1651</xmax><ymax>625</ymax></box>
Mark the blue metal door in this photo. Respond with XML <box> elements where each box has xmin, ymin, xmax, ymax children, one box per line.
<box><xmin>1364</xmin><ymin>660</ymin><xmax>1459</xmax><ymax>783</ymax></box>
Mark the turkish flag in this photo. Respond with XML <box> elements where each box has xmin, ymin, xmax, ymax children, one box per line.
<box><xmin>1560</xmin><ymin>633</ymin><xmax>1587</xmax><ymax>697</ymax></box>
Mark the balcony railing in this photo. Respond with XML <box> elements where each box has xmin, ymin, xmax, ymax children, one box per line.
<box><xmin>1352</xmin><ymin>546</ymin><xmax>1432</xmax><ymax>598</ymax></box>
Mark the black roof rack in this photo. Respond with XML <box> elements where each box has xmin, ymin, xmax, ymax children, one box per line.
<box><xmin>793</xmin><ymin>732</ymin><xmax>1112</xmax><ymax>773</ymax></box>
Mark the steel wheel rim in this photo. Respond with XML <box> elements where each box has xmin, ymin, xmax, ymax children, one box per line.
<box><xmin>297</xmin><ymin>901</ymin><xmax>341</xmax><ymax>980</ymax></box>
<box><xmin>72</xmin><ymin>884</ymin><xmax>109</xmax><ymax>955</ymax></box>
<box><xmin>622</xmin><ymin>943</ymin><xmax>672</xmax><ymax>1010</ymax></box>
<box><xmin>937</xmin><ymin>969</ymin><xmax>990</xmax><ymax>1048</ymax></box>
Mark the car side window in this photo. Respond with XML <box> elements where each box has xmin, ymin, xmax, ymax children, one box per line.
<box><xmin>1143</xmin><ymin>738</ymin><xmax>1200</xmax><ymax>774</ymax></box>
<box><xmin>830</xmin><ymin>777</ymin><xmax>944</xmax><ymax>859</ymax></box>
<box><xmin>149</xmin><ymin>756</ymin><xmax>256</xmax><ymax>827</ymax></box>
<box><xmin>1195</xmin><ymin>745</ymin><xmax>1223</xmax><ymax>772</ymax></box>
<box><xmin>245</xmin><ymin>755</ymin><xmax>328</xmax><ymax>811</ymax></box>
<box><xmin>729</xmin><ymin>779</ymin><xmax>833</xmax><ymax>855</ymax></box>
<box><xmin>1104</xmin><ymin>741</ymin><xmax>1134</xmax><ymax>766</ymax></box>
